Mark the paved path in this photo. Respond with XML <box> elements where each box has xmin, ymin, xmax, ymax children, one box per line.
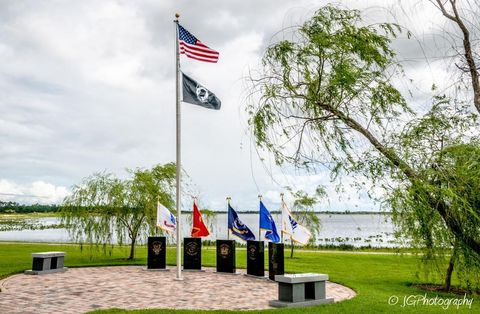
<box><xmin>0</xmin><ymin>266</ymin><xmax>356</xmax><ymax>313</ymax></box>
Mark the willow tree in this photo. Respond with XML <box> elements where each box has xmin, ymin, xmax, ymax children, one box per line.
<box><xmin>61</xmin><ymin>163</ymin><xmax>176</xmax><ymax>259</ymax></box>
<box><xmin>247</xmin><ymin>4</ymin><xmax>480</xmax><ymax>287</ymax></box>
<box><xmin>388</xmin><ymin>98</ymin><xmax>480</xmax><ymax>291</ymax></box>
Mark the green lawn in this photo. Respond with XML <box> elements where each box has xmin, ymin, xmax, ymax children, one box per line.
<box><xmin>0</xmin><ymin>242</ymin><xmax>477</xmax><ymax>313</ymax></box>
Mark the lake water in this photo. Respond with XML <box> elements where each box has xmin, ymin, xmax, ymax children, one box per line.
<box><xmin>0</xmin><ymin>213</ymin><xmax>398</xmax><ymax>247</ymax></box>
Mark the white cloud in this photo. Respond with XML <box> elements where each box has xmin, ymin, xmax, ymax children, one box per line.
<box><xmin>0</xmin><ymin>179</ymin><xmax>69</xmax><ymax>204</ymax></box>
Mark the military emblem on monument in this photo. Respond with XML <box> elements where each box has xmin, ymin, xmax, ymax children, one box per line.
<box><xmin>152</xmin><ymin>241</ymin><xmax>163</xmax><ymax>255</ymax></box>
<box><xmin>219</xmin><ymin>244</ymin><xmax>230</xmax><ymax>258</ymax></box>
<box><xmin>248</xmin><ymin>244</ymin><xmax>257</xmax><ymax>260</ymax></box>
<box><xmin>186</xmin><ymin>241</ymin><xmax>199</xmax><ymax>256</ymax></box>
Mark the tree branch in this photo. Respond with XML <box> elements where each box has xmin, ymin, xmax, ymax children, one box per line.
<box><xmin>435</xmin><ymin>0</ymin><xmax>480</xmax><ymax>113</ymax></box>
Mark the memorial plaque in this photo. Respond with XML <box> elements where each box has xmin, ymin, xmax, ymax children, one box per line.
<box><xmin>268</xmin><ymin>242</ymin><xmax>285</xmax><ymax>280</ymax></box>
<box><xmin>216</xmin><ymin>240</ymin><xmax>236</xmax><ymax>273</ymax></box>
<box><xmin>147</xmin><ymin>236</ymin><xmax>167</xmax><ymax>269</ymax></box>
<box><xmin>184</xmin><ymin>237</ymin><xmax>202</xmax><ymax>270</ymax></box>
<box><xmin>246</xmin><ymin>240</ymin><xmax>264</xmax><ymax>277</ymax></box>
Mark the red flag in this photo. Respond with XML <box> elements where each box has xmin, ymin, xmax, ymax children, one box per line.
<box><xmin>191</xmin><ymin>200</ymin><xmax>210</xmax><ymax>237</ymax></box>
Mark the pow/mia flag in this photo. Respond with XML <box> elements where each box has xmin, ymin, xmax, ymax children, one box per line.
<box><xmin>182</xmin><ymin>72</ymin><xmax>221</xmax><ymax>110</ymax></box>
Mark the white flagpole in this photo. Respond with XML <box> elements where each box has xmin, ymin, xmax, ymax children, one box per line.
<box><xmin>174</xmin><ymin>13</ymin><xmax>183</xmax><ymax>281</ymax></box>
<box><xmin>280</xmin><ymin>193</ymin><xmax>284</xmax><ymax>243</ymax></box>
<box><xmin>226</xmin><ymin>197</ymin><xmax>231</xmax><ymax>240</ymax></box>
<box><xmin>258</xmin><ymin>194</ymin><xmax>262</xmax><ymax>241</ymax></box>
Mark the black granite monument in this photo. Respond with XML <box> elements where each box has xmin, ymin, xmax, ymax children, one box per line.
<box><xmin>216</xmin><ymin>239</ymin><xmax>236</xmax><ymax>273</ymax></box>
<box><xmin>147</xmin><ymin>236</ymin><xmax>166</xmax><ymax>269</ymax></box>
<box><xmin>246</xmin><ymin>240</ymin><xmax>264</xmax><ymax>277</ymax></box>
<box><xmin>184</xmin><ymin>237</ymin><xmax>202</xmax><ymax>270</ymax></box>
<box><xmin>268</xmin><ymin>242</ymin><xmax>284</xmax><ymax>280</ymax></box>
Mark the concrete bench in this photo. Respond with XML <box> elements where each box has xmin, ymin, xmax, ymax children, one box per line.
<box><xmin>269</xmin><ymin>273</ymin><xmax>334</xmax><ymax>308</ymax></box>
<box><xmin>24</xmin><ymin>251</ymin><xmax>68</xmax><ymax>275</ymax></box>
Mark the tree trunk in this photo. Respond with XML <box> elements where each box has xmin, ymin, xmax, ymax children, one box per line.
<box><xmin>445</xmin><ymin>240</ymin><xmax>459</xmax><ymax>292</ymax></box>
<box><xmin>290</xmin><ymin>238</ymin><xmax>295</xmax><ymax>258</ymax></box>
<box><xmin>126</xmin><ymin>215</ymin><xmax>145</xmax><ymax>260</ymax></box>
<box><xmin>128</xmin><ymin>238</ymin><xmax>136</xmax><ymax>260</ymax></box>
<box><xmin>445</xmin><ymin>254</ymin><xmax>455</xmax><ymax>292</ymax></box>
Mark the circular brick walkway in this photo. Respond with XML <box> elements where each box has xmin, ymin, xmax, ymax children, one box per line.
<box><xmin>0</xmin><ymin>266</ymin><xmax>356</xmax><ymax>313</ymax></box>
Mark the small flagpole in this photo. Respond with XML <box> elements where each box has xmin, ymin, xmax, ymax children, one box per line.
<box><xmin>226</xmin><ymin>197</ymin><xmax>231</xmax><ymax>240</ymax></box>
<box><xmin>192</xmin><ymin>196</ymin><xmax>196</xmax><ymax>238</ymax></box>
<box><xmin>155</xmin><ymin>199</ymin><xmax>159</xmax><ymax>237</ymax></box>
<box><xmin>174</xmin><ymin>12</ymin><xmax>183</xmax><ymax>281</ymax></box>
<box><xmin>280</xmin><ymin>193</ymin><xmax>284</xmax><ymax>243</ymax></box>
<box><xmin>258</xmin><ymin>194</ymin><xmax>262</xmax><ymax>241</ymax></box>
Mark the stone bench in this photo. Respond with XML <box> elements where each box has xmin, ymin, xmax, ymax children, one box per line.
<box><xmin>24</xmin><ymin>251</ymin><xmax>68</xmax><ymax>275</ymax></box>
<box><xmin>269</xmin><ymin>273</ymin><xmax>334</xmax><ymax>308</ymax></box>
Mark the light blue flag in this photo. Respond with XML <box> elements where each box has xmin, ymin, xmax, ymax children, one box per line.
<box><xmin>259</xmin><ymin>201</ymin><xmax>280</xmax><ymax>243</ymax></box>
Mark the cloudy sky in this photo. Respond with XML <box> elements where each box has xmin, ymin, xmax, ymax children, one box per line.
<box><xmin>0</xmin><ymin>0</ymin><xmax>460</xmax><ymax>211</ymax></box>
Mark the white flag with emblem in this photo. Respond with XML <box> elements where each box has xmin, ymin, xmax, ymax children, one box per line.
<box><xmin>281</xmin><ymin>201</ymin><xmax>312</xmax><ymax>245</ymax></box>
<box><xmin>156</xmin><ymin>202</ymin><xmax>177</xmax><ymax>233</ymax></box>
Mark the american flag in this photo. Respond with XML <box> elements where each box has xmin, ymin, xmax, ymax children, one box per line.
<box><xmin>178</xmin><ymin>24</ymin><xmax>219</xmax><ymax>63</ymax></box>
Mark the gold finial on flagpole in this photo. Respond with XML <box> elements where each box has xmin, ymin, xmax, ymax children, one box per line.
<box><xmin>258</xmin><ymin>194</ymin><xmax>262</xmax><ymax>200</ymax></box>
<box><xmin>226</xmin><ymin>196</ymin><xmax>231</xmax><ymax>204</ymax></box>
<box><xmin>175</xmin><ymin>13</ymin><xmax>180</xmax><ymax>19</ymax></box>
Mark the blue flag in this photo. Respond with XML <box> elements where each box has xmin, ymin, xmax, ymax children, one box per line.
<box><xmin>228</xmin><ymin>204</ymin><xmax>255</xmax><ymax>241</ymax></box>
<box><xmin>259</xmin><ymin>201</ymin><xmax>280</xmax><ymax>243</ymax></box>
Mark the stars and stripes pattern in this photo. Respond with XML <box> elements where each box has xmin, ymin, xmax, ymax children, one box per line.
<box><xmin>178</xmin><ymin>24</ymin><xmax>219</xmax><ymax>63</ymax></box>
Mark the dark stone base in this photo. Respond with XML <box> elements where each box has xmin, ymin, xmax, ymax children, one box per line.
<box><xmin>142</xmin><ymin>267</ymin><xmax>170</xmax><ymax>272</ymax></box>
<box><xmin>147</xmin><ymin>236</ymin><xmax>167</xmax><ymax>270</ymax></box>
<box><xmin>216</xmin><ymin>240</ymin><xmax>236</xmax><ymax>273</ymax></box>
<box><xmin>215</xmin><ymin>271</ymin><xmax>240</xmax><ymax>275</ymax></box>
<box><xmin>268</xmin><ymin>242</ymin><xmax>284</xmax><ymax>280</ymax></box>
<box><xmin>182</xmin><ymin>269</ymin><xmax>205</xmax><ymax>272</ymax></box>
<box><xmin>184</xmin><ymin>237</ymin><xmax>202</xmax><ymax>270</ymax></box>
<box><xmin>246</xmin><ymin>240</ymin><xmax>264</xmax><ymax>277</ymax></box>
<box><xmin>269</xmin><ymin>298</ymin><xmax>334</xmax><ymax>308</ymax></box>
<box><xmin>24</xmin><ymin>267</ymin><xmax>68</xmax><ymax>275</ymax></box>
<box><xmin>243</xmin><ymin>273</ymin><xmax>269</xmax><ymax>280</ymax></box>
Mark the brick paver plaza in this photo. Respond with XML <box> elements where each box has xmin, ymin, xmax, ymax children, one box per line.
<box><xmin>0</xmin><ymin>266</ymin><xmax>356</xmax><ymax>313</ymax></box>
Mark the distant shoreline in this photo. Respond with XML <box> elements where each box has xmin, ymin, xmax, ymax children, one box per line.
<box><xmin>181</xmin><ymin>210</ymin><xmax>391</xmax><ymax>215</ymax></box>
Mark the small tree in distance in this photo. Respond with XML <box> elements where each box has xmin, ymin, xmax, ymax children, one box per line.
<box><xmin>61</xmin><ymin>162</ymin><xmax>176</xmax><ymax>260</ymax></box>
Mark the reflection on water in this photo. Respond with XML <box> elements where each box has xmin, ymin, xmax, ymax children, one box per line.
<box><xmin>0</xmin><ymin>213</ymin><xmax>397</xmax><ymax>247</ymax></box>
